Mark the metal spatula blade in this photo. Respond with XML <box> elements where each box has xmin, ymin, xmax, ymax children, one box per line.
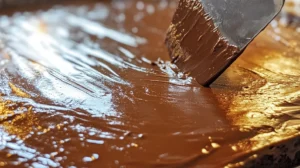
<box><xmin>165</xmin><ymin>0</ymin><xmax>285</xmax><ymax>87</ymax></box>
<box><xmin>202</xmin><ymin>0</ymin><xmax>285</xmax><ymax>49</ymax></box>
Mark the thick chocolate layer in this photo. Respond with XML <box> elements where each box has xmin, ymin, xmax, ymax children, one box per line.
<box><xmin>165</xmin><ymin>0</ymin><xmax>240</xmax><ymax>86</ymax></box>
<box><xmin>0</xmin><ymin>1</ymin><xmax>299</xmax><ymax>168</ymax></box>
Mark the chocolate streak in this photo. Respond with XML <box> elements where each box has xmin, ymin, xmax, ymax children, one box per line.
<box><xmin>166</xmin><ymin>0</ymin><xmax>240</xmax><ymax>86</ymax></box>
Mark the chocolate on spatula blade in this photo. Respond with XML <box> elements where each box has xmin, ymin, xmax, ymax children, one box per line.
<box><xmin>165</xmin><ymin>0</ymin><xmax>285</xmax><ymax>86</ymax></box>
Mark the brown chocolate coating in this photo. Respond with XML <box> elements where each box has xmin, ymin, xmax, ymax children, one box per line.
<box><xmin>0</xmin><ymin>0</ymin><xmax>299</xmax><ymax>168</ymax></box>
<box><xmin>165</xmin><ymin>0</ymin><xmax>240</xmax><ymax>86</ymax></box>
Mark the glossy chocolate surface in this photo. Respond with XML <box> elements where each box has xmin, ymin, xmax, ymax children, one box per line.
<box><xmin>0</xmin><ymin>1</ymin><xmax>299</xmax><ymax>167</ymax></box>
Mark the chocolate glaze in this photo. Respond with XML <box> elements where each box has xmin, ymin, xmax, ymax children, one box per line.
<box><xmin>165</xmin><ymin>0</ymin><xmax>240</xmax><ymax>86</ymax></box>
<box><xmin>0</xmin><ymin>0</ymin><xmax>299</xmax><ymax>168</ymax></box>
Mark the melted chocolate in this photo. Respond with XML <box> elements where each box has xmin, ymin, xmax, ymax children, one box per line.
<box><xmin>165</xmin><ymin>0</ymin><xmax>240</xmax><ymax>86</ymax></box>
<box><xmin>0</xmin><ymin>0</ymin><xmax>299</xmax><ymax>168</ymax></box>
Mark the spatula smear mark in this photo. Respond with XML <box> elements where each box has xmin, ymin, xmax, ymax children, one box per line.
<box><xmin>165</xmin><ymin>0</ymin><xmax>240</xmax><ymax>87</ymax></box>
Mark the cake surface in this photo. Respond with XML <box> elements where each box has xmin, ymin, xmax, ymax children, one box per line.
<box><xmin>0</xmin><ymin>0</ymin><xmax>299</xmax><ymax>167</ymax></box>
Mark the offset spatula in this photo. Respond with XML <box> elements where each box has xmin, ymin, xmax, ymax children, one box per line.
<box><xmin>165</xmin><ymin>0</ymin><xmax>285</xmax><ymax>86</ymax></box>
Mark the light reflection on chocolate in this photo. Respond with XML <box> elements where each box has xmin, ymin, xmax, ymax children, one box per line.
<box><xmin>0</xmin><ymin>0</ymin><xmax>299</xmax><ymax>167</ymax></box>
